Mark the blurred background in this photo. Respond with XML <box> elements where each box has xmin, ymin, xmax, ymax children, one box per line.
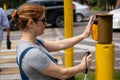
<box><xmin>0</xmin><ymin>0</ymin><xmax>119</xmax><ymax>11</ymax></box>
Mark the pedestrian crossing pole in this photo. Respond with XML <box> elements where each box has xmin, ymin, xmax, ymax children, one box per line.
<box><xmin>64</xmin><ymin>0</ymin><xmax>75</xmax><ymax>80</ymax></box>
<box><xmin>94</xmin><ymin>14</ymin><xmax>114</xmax><ymax>80</ymax></box>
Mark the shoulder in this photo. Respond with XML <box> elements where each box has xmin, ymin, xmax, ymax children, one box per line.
<box><xmin>0</xmin><ymin>8</ymin><xmax>4</xmax><ymax>12</ymax></box>
<box><xmin>16</xmin><ymin>40</ymin><xmax>36</xmax><ymax>55</ymax></box>
<box><xmin>0</xmin><ymin>7</ymin><xmax>3</xmax><ymax>10</ymax></box>
<box><xmin>17</xmin><ymin>40</ymin><xmax>45</xmax><ymax>55</ymax></box>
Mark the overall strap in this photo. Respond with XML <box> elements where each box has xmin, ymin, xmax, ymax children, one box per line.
<box><xmin>36</xmin><ymin>39</ymin><xmax>44</xmax><ymax>47</ymax></box>
<box><xmin>17</xmin><ymin>47</ymin><xmax>34</xmax><ymax>80</ymax></box>
<box><xmin>36</xmin><ymin>39</ymin><xmax>58</xmax><ymax>64</ymax></box>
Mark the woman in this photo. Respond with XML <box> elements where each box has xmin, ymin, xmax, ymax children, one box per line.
<box><xmin>11</xmin><ymin>3</ymin><xmax>93</xmax><ymax>80</ymax></box>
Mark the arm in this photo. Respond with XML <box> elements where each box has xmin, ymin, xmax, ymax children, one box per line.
<box><xmin>45</xmin><ymin>16</ymin><xmax>94</xmax><ymax>52</ymax></box>
<box><xmin>5</xmin><ymin>28</ymin><xmax>10</xmax><ymax>37</ymax></box>
<box><xmin>1</xmin><ymin>8</ymin><xmax>10</xmax><ymax>37</ymax></box>
<box><xmin>42</xmin><ymin>54</ymin><xmax>92</xmax><ymax>79</ymax></box>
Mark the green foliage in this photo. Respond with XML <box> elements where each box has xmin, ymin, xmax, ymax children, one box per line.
<box><xmin>75</xmin><ymin>70</ymin><xmax>120</xmax><ymax>80</ymax></box>
<box><xmin>75</xmin><ymin>72</ymin><xmax>84</xmax><ymax>80</ymax></box>
<box><xmin>91</xmin><ymin>6</ymin><xmax>102</xmax><ymax>11</ymax></box>
<box><xmin>114</xmin><ymin>70</ymin><xmax>120</xmax><ymax>80</ymax></box>
<box><xmin>75</xmin><ymin>71</ymin><xmax>95</xmax><ymax>80</ymax></box>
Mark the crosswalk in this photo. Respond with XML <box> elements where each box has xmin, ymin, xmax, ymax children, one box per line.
<box><xmin>0</xmin><ymin>29</ymin><xmax>120</xmax><ymax>80</ymax></box>
<box><xmin>0</xmin><ymin>40</ymin><xmax>20</xmax><ymax>80</ymax></box>
<box><xmin>0</xmin><ymin>41</ymin><xmax>63</xmax><ymax>80</ymax></box>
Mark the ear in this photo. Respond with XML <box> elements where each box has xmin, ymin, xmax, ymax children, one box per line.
<box><xmin>28</xmin><ymin>19</ymin><xmax>34</xmax><ymax>25</ymax></box>
<box><xmin>27</xmin><ymin>19</ymin><xmax>35</xmax><ymax>29</ymax></box>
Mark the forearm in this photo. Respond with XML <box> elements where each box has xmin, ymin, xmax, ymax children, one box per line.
<box><xmin>42</xmin><ymin>54</ymin><xmax>92</xmax><ymax>79</ymax></box>
<box><xmin>57</xmin><ymin>34</ymin><xmax>86</xmax><ymax>49</ymax></box>
<box><xmin>45</xmin><ymin>35</ymin><xmax>84</xmax><ymax>51</ymax></box>
<box><xmin>60</xmin><ymin>64</ymin><xmax>85</xmax><ymax>79</ymax></box>
<box><xmin>45</xmin><ymin>34</ymin><xmax>86</xmax><ymax>51</ymax></box>
<box><xmin>6</xmin><ymin>28</ymin><xmax>10</xmax><ymax>36</ymax></box>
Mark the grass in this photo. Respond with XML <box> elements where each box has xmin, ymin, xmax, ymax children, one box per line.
<box><xmin>75</xmin><ymin>70</ymin><xmax>120</xmax><ymax>80</ymax></box>
<box><xmin>91</xmin><ymin>6</ymin><xmax>102</xmax><ymax>11</ymax></box>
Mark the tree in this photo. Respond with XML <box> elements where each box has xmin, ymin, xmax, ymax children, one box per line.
<box><xmin>0</xmin><ymin>0</ymin><xmax>27</xmax><ymax>9</ymax></box>
<box><xmin>95</xmin><ymin>0</ymin><xmax>116</xmax><ymax>10</ymax></box>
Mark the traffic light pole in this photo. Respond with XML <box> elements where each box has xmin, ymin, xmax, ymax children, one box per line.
<box><xmin>64</xmin><ymin>0</ymin><xmax>75</xmax><ymax>80</ymax></box>
<box><xmin>64</xmin><ymin>0</ymin><xmax>74</xmax><ymax>68</ymax></box>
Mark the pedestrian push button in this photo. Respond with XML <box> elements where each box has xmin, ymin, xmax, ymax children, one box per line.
<box><xmin>92</xmin><ymin>18</ymin><xmax>98</xmax><ymax>41</ymax></box>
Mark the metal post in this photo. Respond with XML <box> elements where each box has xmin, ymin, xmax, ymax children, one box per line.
<box><xmin>64</xmin><ymin>0</ymin><xmax>75</xmax><ymax>79</ymax></box>
<box><xmin>64</xmin><ymin>0</ymin><xmax>74</xmax><ymax>68</ymax></box>
<box><xmin>95</xmin><ymin>14</ymin><xmax>114</xmax><ymax>80</ymax></box>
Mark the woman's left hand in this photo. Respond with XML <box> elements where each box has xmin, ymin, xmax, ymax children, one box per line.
<box><xmin>82</xmin><ymin>16</ymin><xmax>94</xmax><ymax>38</ymax></box>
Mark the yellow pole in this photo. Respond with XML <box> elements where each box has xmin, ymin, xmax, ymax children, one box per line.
<box><xmin>3</xmin><ymin>3</ymin><xmax>7</xmax><ymax>11</ymax></box>
<box><xmin>95</xmin><ymin>14</ymin><xmax>114</xmax><ymax>80</ymax></box>
<box><xmin>64</xmin><ymin>0</ymin><xmax>74</xmax><ymax>67</ymax></box>
<box><xmin>96</xmin><ymin>43</ymin><xmax>114</xmax><ymax>80</ymax></box>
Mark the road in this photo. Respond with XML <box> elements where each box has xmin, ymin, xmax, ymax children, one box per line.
<box><xmin>0</xmin><ymin>18</ymin><xmax>120</xmax><ymax>80</ymax></box>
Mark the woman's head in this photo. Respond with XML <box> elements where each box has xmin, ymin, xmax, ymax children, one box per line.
<box><xmin>11</xmin><ymin>3</ymin><xmax>46</xmax><ymax>31</ymax></box>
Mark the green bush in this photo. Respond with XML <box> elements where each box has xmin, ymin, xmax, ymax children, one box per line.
<box><xmin>75</xmin><ymin>70</ymin><xmax>120</xmax><ymax>80</ymax></box>
<box><xmin>91</xmin><ymin>6</ymin><xmax>102</xmax><ymax>11</ymax></box>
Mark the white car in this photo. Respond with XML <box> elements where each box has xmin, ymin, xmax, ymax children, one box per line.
<box><xmin>73</xmin><ymin>1</ymin><xmax>90</xmax><ymax>22</ymax></box>
<box><xmin>108</xmin><ymin>8</ymin><xmax>120</xmax><ymax>30</ymax></box>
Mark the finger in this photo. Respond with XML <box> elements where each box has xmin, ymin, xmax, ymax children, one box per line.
<box><xmin>87</xmin><ymin>54</ymin><xmax>92</xmax><ymax>62</ymax></box>
<box><xmin>88</xmin><ymin>16</ymin><xmax>95</xmax><ymax>25</ymax></box>
<box><xmin>87</xmin><ymin>57</ymin><xmax>92</xmax><ymax>63</ymax></box>
<box><xmin>87</xmin><ymin>53</ymin><xmax>92</xmax><ymax>58</ymax></box>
